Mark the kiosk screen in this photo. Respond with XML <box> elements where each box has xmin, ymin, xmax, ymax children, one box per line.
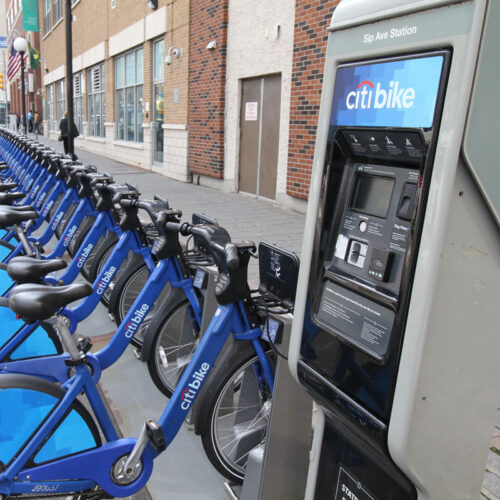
<box><xmin>351</xmin><ymin>175</ymin><xmax>394</xmax><ymax>218</ymax></box>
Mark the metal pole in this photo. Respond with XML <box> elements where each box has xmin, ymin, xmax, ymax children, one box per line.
<box><xmin>65</xmin><ymin>0</ymin><xmax>75</xmax><ymax>158</ymax></box>
<box><xmin>20</xmin><ymin>53</ymin><xmax>27</xmax><ymax>134</ymax></box>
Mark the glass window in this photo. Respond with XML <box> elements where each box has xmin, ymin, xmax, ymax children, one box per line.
<box><xmin>136</xmin><ymin>50</ymin><xmax>144</xmax><ymax>85</ymax></box>
<box><xmin>153</xmin><ymin>40</ymin><xmax>164</xmax><ymax>82</ymax></box>
<box><xmin>55</xmin><ymin>80</ymin><xmax>66</xmax><ymax>125</ymax></box>
<box><xmin>87</xmin><ymin>63</ymin><xmax>105</xmax><ymax>138</ymax></box>
<box><xmin>115</xmin><ymin>48</ymin><xmax>143</xmax><ymax>142</ymax></box>
<box><xmin>54</xmin><ymin>0</ymin><xmax>63</xmax><ymax>24</ymax></box>
<box><xmin>47</xmin><ymin>84</ymin><xmax>55</xmax><ymax>131</ymax></box>
<box><xmin>73</xmin><ymin>73</ymin><xmax>83</xmax><ymax>136</ymax></box>
<box><xmin>153</xmin><ymin>39</ymin><xmax>164</xmax><ymax>163</ymax></box>
<box><xmin>44</xmin><ymin>0</ymin><xmax>52</xmax><ymax>33</ymax></box>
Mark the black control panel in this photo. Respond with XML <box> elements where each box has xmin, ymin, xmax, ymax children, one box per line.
<box><xmin>316</xmin><ymin>156</ymin><xmax>420</xmax><ymax>360</ymax></box>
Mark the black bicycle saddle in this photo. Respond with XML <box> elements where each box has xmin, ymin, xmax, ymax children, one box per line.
<box><xmin>0</xmin><ymin>208</ymin><xmax>39</xmax><ymax>228</ymax></box>
<box><xmin>8</xmin><ymin>282</ymin><xmax>93</xmax><ymax>321</ymax></box>
<box><xmin>0</xmin><ymin>182</ymin><xmax>18</xmax><ymax>192</ymax></box>
<box><xmin>0</xmin><ymin>192</ymin><xmax>25</xmax><ymax>205</ymax></box>
<box><xmin>7</xmin><ymin>256</ymin><xmax>67</xmax><ymax>284</ymax></box>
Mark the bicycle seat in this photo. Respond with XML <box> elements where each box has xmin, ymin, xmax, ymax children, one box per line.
<box><xmin>9</xmin><ymin>282</ymin><xmax>93</xmax><ymax>321</ymax></box>
<box><xmin>0</xmin><ymin>192</ymin><xmax>25</xmax><ymax>205</ymax></box>
<box><xmin>0</xmin><ymin>208</ymin><xmax>38</xmax><ymax>229</ymax></box>
<box><xmin>0</xmin><ymin>182</ymin><xmax>18</xmax><ymax>192</ymax></box>
<box><xmin>7</xmin><ymin>256</ymin><xmax>67</xmax><ymax>284</ymax></box>
<box><xmin>0</xmin><ymin>204</ymin><xmax>35</xmax><ymax>211</ymax></box>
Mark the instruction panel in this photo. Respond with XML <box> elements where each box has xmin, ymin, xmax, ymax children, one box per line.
<box><xmin>316</xmin><ymin>282</ymin><xmax>394</xmax><ymax>357</ymax></box>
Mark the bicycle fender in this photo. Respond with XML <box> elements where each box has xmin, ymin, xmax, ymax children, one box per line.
<box><xmin>140</xmin><ymin>287</ymin><xmax>188</xmax><ymax>363</ymax></box>
<box><xmin>192</xmin><ymin>336</ymin><xmax>256</xmax><ymax>436</ymax></box>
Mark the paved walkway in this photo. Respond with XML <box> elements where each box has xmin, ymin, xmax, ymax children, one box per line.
<box><xmin>35</xmin><ymin>137</ymin><xmax>499</xmax><ymax>499</ymax></box>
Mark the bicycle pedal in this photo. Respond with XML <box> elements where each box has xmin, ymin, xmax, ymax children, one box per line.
<box><xmin>146</xmin><ymin>419</ymin><xmax>166</xmax><ymax>453</ymax></box>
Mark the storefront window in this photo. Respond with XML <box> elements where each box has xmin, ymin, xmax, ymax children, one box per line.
<box><xmin>55</xmin><ymin>79</ymin><xmax>66</xmax><ymax>125</ymax></box>
<box><xmin>115</xmin><ymin>48</ymin><xmax>143</xmax><ymax>142</ymax></box>
<box><xmin>47</xmin><ymin>84</ymin><xmax>55</xmax><ymax>131</ymax></box>
<box><xmin>153</xmin><ymin>39</ymin><xmax>164</xmax><ymax>164</ymax></box>
<box><xmin>87</xmin><ymin>63</ymin><xmax>105</xmax><ymax>137</ymax></box>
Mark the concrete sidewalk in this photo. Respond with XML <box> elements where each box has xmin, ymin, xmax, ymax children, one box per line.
<box><xmin>35</xmin><ymin>136</ymin><xmax>499</xmax><ymax>499</ymax></box>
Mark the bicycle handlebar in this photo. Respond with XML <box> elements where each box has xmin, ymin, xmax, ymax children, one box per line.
<box><xmin>166</xmin><ymin>222</ymin><xmax>241</xmax><ymax>271</ymax></box>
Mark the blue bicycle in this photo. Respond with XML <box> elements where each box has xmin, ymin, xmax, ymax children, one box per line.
<box><xmin>0</xmin><ymin>223</ymin><xmax>295</xmax><ymax>498</ymax></box>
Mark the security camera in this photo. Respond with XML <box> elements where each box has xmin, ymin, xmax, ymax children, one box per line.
<box><xmin>165</xmin><ymin>55</ymin><xmax>172</xmax><ymax>65</ymax></box>
<box><xmin>206</xmin><ymin>40</ymin><xmax>217</xmax><ymax>50</ymax></box>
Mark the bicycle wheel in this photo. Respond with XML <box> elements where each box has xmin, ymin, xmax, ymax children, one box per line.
<box><xmin>199</xmin><ymin>349</ymin><xmax>274</xmax><ymax>483</ymax></box>
<box><xmin>112</xmin><ymin>262</ymin><xmax>169</xmax><ymax>349</ymax></box>
<box><xmin>147</xmin><ymin>299</ymin><xmax>201</xmax><ymax>397</ymax></box>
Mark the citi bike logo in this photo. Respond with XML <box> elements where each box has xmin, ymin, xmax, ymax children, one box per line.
<box><xmin>37</xmin><ymin>191</ymin><xmax>47</xmax><ymax>208</ymax></box>
<box><xmin>180</xmin><ymin>363</ymin><xmax>210</xmax><ymax>411</ymax></box>
<box><xmin>346</xmin><ymin>80</ymin><xmax>416</xmax><ymax>110</ymax></box>
<box><xmin>96</xmin><ymin>266</ymin><xmax>117</xmax><ymax>295</ymax></box>
<box><xmin>76</xmin><ymin>243</ymin><xmax>94</xmax><ymax>268</ymax></box>
<box><xmin>51</xmin><ymin>211</ymin><xmax>64</xmax><ymax>230</ymax></box>
<box><xmin>124</xmin><ymin>304</ymin><xmax>150</xmax><ymax>338</ymax></box>
<box><xmin>42</xmin><ymin>199</ymin><xmax>54</xmax><ymax>217</ymax></box>
<box><xmin>63</xmin><ymin>225</ymin><xmax>78</xmax><ymax>247</ymax></box>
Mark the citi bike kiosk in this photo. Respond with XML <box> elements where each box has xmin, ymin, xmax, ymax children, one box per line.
<box><xmin>288</xmin><ymin>0</ymin><xmax>500</xmax><ymax>498</ymax></box>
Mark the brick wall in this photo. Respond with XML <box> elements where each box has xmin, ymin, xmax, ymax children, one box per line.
<box><xmin>286</xmin><ymin>0</ymin><xmax>340</xmax><ymax>199</ymax></box>
<box><xmin>188</xmin><ymin>0</ymin><xmax>229</xmax><ymax>178</ymax></box>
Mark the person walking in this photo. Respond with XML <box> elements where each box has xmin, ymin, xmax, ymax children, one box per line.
<box><xmin>34</xmin><ymin>111</ymin><xmax>41</xmax><ymax>139</ymax></box>
<box><xmin>27</xmin><ymin>110</ymin><xmax>33</xmax><ymax>133</ymax></box>
<box><xmin>59</xmin><ymin>111</ymin><xmax>79</xmax><ymax>156</ymax></box>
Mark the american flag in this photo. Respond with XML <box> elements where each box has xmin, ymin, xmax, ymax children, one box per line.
<box><xmin>7</xmin><ymin>44</ymin><xmax>28</xmax><ymax>81</ymax></box>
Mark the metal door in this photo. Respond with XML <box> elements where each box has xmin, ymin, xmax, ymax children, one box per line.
<box><xmin>239</xmin><ymin>74</ymin><xmax>281</xmax><ymax>199</ymax></box>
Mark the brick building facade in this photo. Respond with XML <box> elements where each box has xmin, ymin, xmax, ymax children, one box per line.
<box><xmin>37</xmin><ymin>0</ymin><xmax>339</xmax><ymax>210</ymax></box>
<box><xmin>287</xmin><ymin>0</ymin><xmax>341</xmax><ymax>200</ymax></box>
<box><xmin>40</xmin><ymin>0</ymin><xmax>190</xmax><ymax>180</ymax></box>
<box><xmin>188</xmin><ymin>0</ymin><xmax>228</xmax><ymax>179</ymax></box>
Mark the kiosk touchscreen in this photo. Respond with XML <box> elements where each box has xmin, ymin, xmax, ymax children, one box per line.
<box><xmin>288</xmin><ymin>1</ymin><xmax>500</xmax><ymax>499</ymax></box>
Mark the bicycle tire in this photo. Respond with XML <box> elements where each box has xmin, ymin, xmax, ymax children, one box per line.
<box><xmin>111</xmin><ymin>259</ymin><xmax>169</xmax><ymax>349</ymax></box>
<box><xmin>198</xmin><ymin>348</ymin><xmax>275</xmax><ymax>483</ymax></box>
<box><xmin>146</xmin><ymin>298</ymin><xmax>201</xmax><ymax>397</ymax></box>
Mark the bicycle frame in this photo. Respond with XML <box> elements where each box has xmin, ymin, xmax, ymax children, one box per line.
<box><xmin>0</xmin><ymin>299</ymin><xmax>273</xmax><ymax>498</ymax></box>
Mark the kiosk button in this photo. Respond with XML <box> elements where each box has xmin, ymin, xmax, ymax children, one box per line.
<box><xmin>397</xmin><ymin>183</ymin><xmax>418</xmax><ymax>221</ymax></box>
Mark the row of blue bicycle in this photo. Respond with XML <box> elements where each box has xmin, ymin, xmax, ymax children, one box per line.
<box><xmin>0</xmin><ymin>128</ymin><xmax>299</xmax><ymax>498</ymax></box>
